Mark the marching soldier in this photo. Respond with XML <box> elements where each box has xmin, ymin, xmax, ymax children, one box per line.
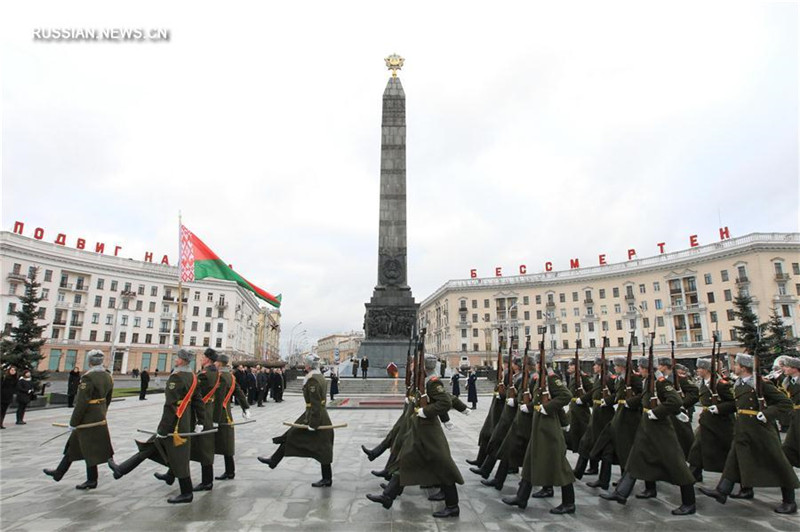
<box><xmin>467</xmin><ymin>343</ymin><xmax>509</xmax><ymax>467</ymax></box>
<box><xmin>108</xmin><ymin>348</ymin><xmax>204</xmax><ymax>503</ymax></box>
<box><xmin>658</xmin><ymin>358</ymin><xmax>699</xmax><ymax>458</ymax></box>
<box><xmin>573</xmin><ymin>355</ymin><xmax>617</xmax><ymax>479</ymax></box>
<box><xmin>190</xmin><ymin>348</ymin><xmax>222</xmax><ymax>490</ymax></box>
<box><xmin>699</xmin><ymin>353</ymin><xmax>798</xmax><ymax>514</ymax></box>
<box><xmin>258</xmin><ymin>354</ymin><xmax>334</xmax><ymax>487</ymax></box>
<box><xmin>565</xmin><ymin>358</ymin><xmax>593</xmax><ymax>461</ymax></box>
<box><xmin>781</xmin><ymin>356</ymin><xmax>800</xmax><ymax>467</ymax></box>
<box><xmin>213</xmin><ymin>353</ymin><xmax>251</xmax><ymax>481</ymax></box>
<box><xmin>366</xmin><ymin>354</ymin><xmax>464</xmax><ymax>518</ymax></box>
<box><xmin>502</xmin><ymin>350</ymin><xmax>576</xmax><ymax>514</ymax></box>
<box><xmin>600</xmin><ymin>354</ymin><xmax>697</xmax><ymax>515</ymax></box>
<box><xmin>687</xmin><ymin>357</ymin><xmax>735</xmax><ymax>482</ymax></box>
<box><xmin>44</xmin><ymin>349</ymin><xmax>114</xmax><ymax>490</ymax></box>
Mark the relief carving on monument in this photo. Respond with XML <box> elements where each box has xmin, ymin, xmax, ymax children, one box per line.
<box><xmin>365</xmin><ymin>308</ymin><xmax>416</xmax><ymax>339</ymax></box>
<box><xmin>378</xmin><ymin>247</ymin><xmax>406</xmax><ymax>286</ymax></box>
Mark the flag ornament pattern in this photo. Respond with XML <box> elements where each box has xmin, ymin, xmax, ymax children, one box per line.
<box><xmin>179</xmin><ymin>225</ymin><xmax>281</xmax><ymax>308</ymax></box>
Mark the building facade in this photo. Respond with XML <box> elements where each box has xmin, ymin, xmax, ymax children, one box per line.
<box><xmin>316</xmin><ymin>331</ymin><xmax>364</xmax><ymax>365</ymax></box>
<box><xmin>1</xmin><ymin>231</ymin><xmax>275</xmax><ymax>373</ymax></box>
<box><xmin>419</xmin><ymin>233</ymin><xmax>800</xmax><ymax>369</ymax></box>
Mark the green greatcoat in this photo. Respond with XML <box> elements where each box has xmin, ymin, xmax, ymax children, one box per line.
<box><xmin>386</xmin><ymin>401</ymin><xmax>416</xmax><ymax>474</ymax></box>
<box><xmin>782</xmin><ymin>376</ymin><xmax>800</xmax><ymax>467</ymax></box>
<box><xmin>65</xmin><ymin>367</ymin><xmax>114</xmax><ymax>467</ymax></box>
<box><xmin>566</xmin><ymin>372</ymin><xmax>593</xmax><ymax>453</ymax></box>
<box><xmin>213</xmin><ymin>369</ymin><xmax>249</xmax><ymax>457</ymax></box>
<box><xmin>593</xmin><ymin>372</ymin><xmax>643</xmax><ymax>465</ymax></box>
<box><xmin>497</xmin><ymin>373</ymin><xmax>535</xmax><ymax>468</ymax></box>
<box><xmin>137</xmin><ymin>368</ymin><xmax>203</xmax><ymax>479</ymax></box>
<box><xmin>281</xmin><ymin>372</ymin><xmax>334</xmax><ymax>464</ymax></box>
<box><xmin>398</xmin><ymin>376</ymin><xmax>464</xmax><ymax>487</ymax></box>
<box><xmin>721</xmin><ymin>376</ymin><xmax>799</xmax><ymax>488</ymax></box>
<box><xmin>577</xmin><ymin>372</ymin><xmax>617</xmax><ymax>457</ymax></box>
<box><xmin>478</xmin><ymin>376</ymin><xmax>507</xmax><ymax>453</ymax></box>
<box><xmin>190</xmin><ymin>364</ymin><xmax>219</xmax><ymax>465</ymax></box>
<box><xmin>522</xmin><ymin>371</ymin><xmax>574</xmax><ymax>487</ymax></box>
<box><xmin>668</xmin><ymin>374</ymin><xmax>699</xmax><ymax>459</ymax></box>
<box><xmin>624</xmin><ymin>376</ymin><xmax>695</xmax><ymax>485</ymax></box>
<box><xmin>687</xmin><ymin>378</ymin><xmax>735</xmax><ymax>472</ymax></box>
<box><xmin>486</xmin><ymin>373</ymin><xmax>522</xmax><ymax>455</ymax></box>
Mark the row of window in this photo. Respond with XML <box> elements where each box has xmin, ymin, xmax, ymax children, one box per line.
<box><xmin>47</xmin><ymin>327</ymin><xmax>224</xmax><ymax>348</ymax></box>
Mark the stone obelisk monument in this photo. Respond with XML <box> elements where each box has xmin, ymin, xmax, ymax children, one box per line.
<box><xmin>357</xmin><ymin>54</ymin><xmax>418</xmax><ymax>377</ymax></box>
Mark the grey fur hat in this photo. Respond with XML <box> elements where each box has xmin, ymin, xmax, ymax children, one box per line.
<box><xmin>783</xmin><ymin>357</ymin><xmax>800</xmax><ymax>369</ymax></box>
<box><xmin>612</xmin><ymin>356</ymin><xmax>627</xmax><ymax>367</ymax></box>
<box><xmin>217</xmin><ymin>353</ymin><xmax>230</xmax><ymax>365</ymax></box>
<box><xmin>735</xmin><ymin>353</ymin><xmax>754</xmax><ymax>368</ymax></box>
<box><xmin>177</xmin><ymin>349</ymin><xmax>195</xmax><ymax>362</ymax></box>
<box><xmin>696</xmin><ymin>358</ymin><xmax>712</xmax><ymax>370</ymax></box>
<box><xmin>638</xmin><ymin>356</ymin><xmax>651</xmax><ymax>369</ymax></box>
<box><xmin>657</xmin><ymin>356</ymin><xmax>672</xmax><ymax>368</ymax></box>
<box><xmin>305</xmin><ymin>354</ymin><xmax>321</xmax><ymax>369</ymax></box>
<box><xmin>87</xmin><ymin>349</ymin><xmax>104</xmax><ymax>366</ymax></box>
<box><xmin>203</xmin><ymin>348</ymin><xmax>218</xmax><ymax>362</ymax></box>
<box><xmin>424</xmin><ymin>354</ymin><xmax>438</xmax><ymax>371</ymax></box>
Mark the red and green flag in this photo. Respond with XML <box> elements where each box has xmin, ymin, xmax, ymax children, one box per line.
<box><xmin>179</xmin><ymin>225</ymin><xmax>281</xmax><ymax>308</ymax></box>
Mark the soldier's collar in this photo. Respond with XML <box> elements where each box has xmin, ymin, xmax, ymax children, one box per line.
<box><xmin>174</xmin><ymin>365</ymin><xmax>193</xmax><ymax>373</ymax></box>
<box><xmin>86</xmin><ymin>365</ymin><xmax>106</xmax><ymax>374</ymax></box>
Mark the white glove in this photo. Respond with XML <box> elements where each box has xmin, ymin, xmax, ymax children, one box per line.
<box><xmin>461</xmin><ymin>409</ymin><xmax>471</xmax><ymax>416</ymax></box>
<box><xmin>624</xmin><ymin>401</ymin><xmax>631</xmax><ymax>409</ymax></box>
<box><xmin>613</xmin><ymin>403</ymin><xmax>619</xmax><ymax>411</ymax></box>
<box><xmin>520</xmin><ymin>404</ymin><xmax>530</xmax><ymax>414</ymax></box>
<box><xmin>307</xmin><ymin>426</ymin><xmax>316</xmax><ymax>431</ymax></box>
<box><xmin>68</xmin><ymin>425</ymin><xmax>76</xmax><ymax>432</ymax></box>
<box><xmin>506</xmin><ymin>398</ymin><xmax>515</xmax><ymax>407</ymax></box>
<box><xmin>708</xmin><ymin>405</ymin><xmax>719</xmax><ymax>415</ymax></box>
<box><xmin>563</xmin><ymin>424</ymin><xmax>571</xmax><ymax>433</ymax></box>
<box><xmin>243</xmin><ymin>409</ymin><xmax>251</xmax><ymax>420</ymax></box>
<box><xmin>195</xmin><ymin>425</ymin><xmax>205</xmax><ymax>434</ymax></box>
<box><xmin>677</xmin><ymin>412</ymin><xmax>690</xmax><ymax>423</ymax></box>
<box><xmin>756</xmin><ymin>411</ymin><xmax>767</xmax><ymax>424</ymax></box>
<box><xmin>405</xmin><ymin>397</ymin><xmax>410</xmax><ymax>404</ymax></box>
<box><xmin>417</xmin><ymin>408</ymin><xmax>427</xmax><ymax>419</ymax></box>
<box><xmin>647</xmin><ymin>410</ymin><xmax>658</xmax><ymax>420</ymax></box>
<box><xmin>444</xmin><ymin>421</ymin><xmax>454</xmax><ymax>431</ymax></box>
<box><xmin>539</xmin><ymin>405</ymin><xmax>548</xmax><ymax>416</ymax></box>
<box><xmin>575</xmin><ymin>398</ymin><xmax>583</xmax><ymax>406</ymax></box>
<box><xmin>156</xmin><ymin>432</ymin><xmax>169</xmax><ymax>438</ymax></box>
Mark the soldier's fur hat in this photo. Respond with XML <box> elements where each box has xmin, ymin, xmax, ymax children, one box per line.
<box><xmin>735</xmin><ymin>353</ymin><xmax>753</xmax><ymax>368</ymax></box>
<box><xmin>612</xmin><ymin>356</ymin><xmax>627</xmax><ymax>367</ymax></box>
<box><xmin>87</xmin><ymin>349</ymin><xmax>104</xmax><ymax>366</ymax></box>
<box><xmin>424</xmin><ymin>354</ymin><xmax>438</xmax><ymax>371</ymax></box>
<box><xmin>696</xmin><ymin>358</ymin><xmax>712</xmax><ymax>370</ymax></box>
<box><xmin>512</xmin><ymin>356</ymin><xmax>522</xmax><ymax>367</ymax></box>
<box><xmin>783</xmin><ymin>357</ymin><xmax>800</xmax><ymax>369</ymax></box>
<box><xmin>177</xmin><ymin>349</ymin><xmax>195</xmax><ymax>362</ymax></box>
<box><xmin>203</xmin><ymin>348</ymin><xmax>218</xmax><ymax>362</ymax></box>
<box><xmin>305</xmin><ymin>354</ymin><xmax>321</xmax><ymax>370</ymax></box>
<box><xmin>593</xmin><ymin>356</ymin><xmax>604</xmax><ymax>366</ymax></box>
<box><xmin>675</xmin><ymin>363</ymin><xmax>689</xmax><ymax>373</ymax></box>
<box><xmin>638</xmin><ymin>356</ymin><xmax>651</xmax><ymax>369</ymax></box>
<box><xmin>657</xmin><ymin>356</ymin><xmax>672</xmax><ymax>368</ymax></box>
<box><xmin>217</xmin><ymin>353</ymin><xmax>230</xmax><ymax>365</ymax></box>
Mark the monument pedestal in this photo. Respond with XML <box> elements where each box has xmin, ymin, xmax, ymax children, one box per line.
<box><xmin>357</xmin><ymin>338</ymin><xmax>413</xmax><ymax>378</ymax></box>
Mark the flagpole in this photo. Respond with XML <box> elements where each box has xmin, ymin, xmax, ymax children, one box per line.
<box><xmin>178</xmin><ymin>211</ymin><xmax>184</xmax><ymax>350</ymax></box>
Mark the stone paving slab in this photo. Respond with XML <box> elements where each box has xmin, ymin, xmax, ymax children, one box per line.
<box><xmin>1</xmin><ymin>392</ymin><xmax>798</xmax><ymax>531</ymax></box>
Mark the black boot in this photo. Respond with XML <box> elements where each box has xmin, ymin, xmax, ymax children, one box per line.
<box><xmin>215</xmin><ymin>456</ymin><xmax>235</xmax><ymax>480</ymax></box>
<box><xmin>699</xmin><ymin>477</ymin><xmax>734</xmax><ymax>504</ymax></box>
<box><xmin>730</xmin><ymin>486</ymin><xmax>754</xmax><ymax>499</ymax></box>
<box><xmin>432</xmin><ymin>506</ymin><xmax>460</xmax><ymax>518</ymax></box>
<box><xmin>154</xmin><ymin>470</ymin><xmax>175</xmax><ymax>485</ymax></box>
<box><xmin>432</xmin><ymin>485</ymin><xmax>460</xmax><ymax>518</ymax></box>
<box><xmin>636</xmin><ymin>481</ymin><xmax>657</xmax><ymax>499</ymax></box>
<box><xmin>466</xmin><ymin>446</ymin><xmax>487</xmax><ymax>466</ymax></box>
<box><xmin>691</xmin><ymin>467</ymin><xmax>703</xmax><ymax>483</ymax></box>
<box><xmin>470</xmin><ymin>455</ymin><xmax>496</xmax><ymax>479</ymax></box>
<box><xmin>428</xmin><ymin>488</ymin><xmax>445</xmax><ymax>501</ymax></box>
<box><xmin>312</xmin><ymin>464</ymin><xmax>333</xmax><ymax>487</ymax></box>
<box><xmin>502</xmin><ymin>480</ymin><xmax>533</xmax><ymax>509</ymax></box>
<box><xmin>585</xmin><ymin>458</ymin><xmax>600</xmax><ymax>476</ymax></box>
<box><xmin>550</xmin><ymin>484</ymin><xmax>576</xmax><ymax>514</ymax></box>
<box><xmin>672</xmin><ymin>485</ymin><xmax>696</xmax><ymax>515</ymax></box>
<box><xmin>532</xmin><ymin>486</ymin><xmax>554</xmax><ymax>498</ymax></box>
<box><xmin>586</xmin><ymin>461</ymin><xmax>611</xmax><ymax>489</ymax></box>
<box><xmin>600</xmin><ymin>472</ymin><xmax>636</xmax><ymax>505</ymax></box>
<box><xmin>257</xmin><ymin>445</ymin><xmax>284</xmax><ymax>470</ymax></box>
<box><xmin>367</xmin><ymin>475</ymin><xmax>400</xmax><ymax>509</ymax></box>
<box><xmin>775</xmin><ymin>488</ymin><xmax>797</xmax><ymax>514</ymax></box>
<box><xmin>194</xmin><ymin>464</ymin><xmax>214</xmax><ymax>491</ymax></box>
<box><xmin>167</xmin><ymin>477</ymin><xmax>193</xmax><ymax>504</ymax></box>
<box><xmin>107</xmin><ymin>449</ymin><xmax>152</xmax><ymax>480</ymax></box>
<box><xmin>573</xmin><ymin>455</ymin><xmax>589</xmax><ymax>480</ymax></box>
<box><xmin>76</xmin><ymin>465</ymin><xmax>98</xmax><ymax>490</ymax></box>
<box><xmin>482</xmin><ymin>459</ymin><xmax>509</xmax><ymax>490</ymax></box>
<box><xmin>362</xmin><ymin>442</ymin><xmax>388</xmax><ymax>462</ymax></box>
<box><xmin>43</xmin><ymin>456</ymin><xmax>72</xmax><ymax>482</ymax></box>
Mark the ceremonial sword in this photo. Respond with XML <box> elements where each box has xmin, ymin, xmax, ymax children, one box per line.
<box><xmin>282</xmin><ymin>422</ymin><xmax>348</xmax><ymax>430</ymax></box>
<box><xmin>39</xmin><ymin>420</ymin><xmax>108</xmax><ymax>446</ymax></box>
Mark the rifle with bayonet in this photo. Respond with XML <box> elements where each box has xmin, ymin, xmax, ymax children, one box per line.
<box><xmin>575</xmin><ymin>338</ymin><xmax>585</xmax><ymax>396</ymax></box>
<box><xmin>405</xmin><ymin>331</ymin><xmax>414</xmax><ymax>393</ymax></box>
<box><xmin>754</xmin><ymin>327</ymin><xmax>766</xmax><ymax>411</ymax></box>
<box><xmin>601</xmin><ymin>336</ymin><xmax>610</xmax><ymax>403</ymax></box>
<box><xmin>539</xmin><ymin>328</ymin><xmax>550</xmax><ymax>405</ymax></box>
<box><xmin>625</xmin><ymin>330</ymin><xmax>635</xmax><ymax>400</ymax></box>
<box><xmin>671</xmin><ymin>339</ymin><xmax>683</xmax><ymax>397</ymax></box>
<box><xmin>710</xmin><ymin>332</ymin><xmax>720</xmax><ymax>405</ymax></box>
<box><xmin>507</xmin><ymin>336</ymin><xmax>517</xmax><ymax>401</ymax></box>
<box><xmin>648</xmin><ymin>332</ymin><xmax>658</xmax><ymax>409</ymax></box>
<box><xmin>496</xmin><ymin>330</ymin><xmax>506</xmax><ymax>396</ymax></box>
<box><xmin>417</xmin><ymin>328</ymin><xmax>428</xmax><ymax>407</ymax></box>
<box><xmin>521</xmin><ymin>335</ymin><xmax>532</xmax><ymax>405</ymax></box>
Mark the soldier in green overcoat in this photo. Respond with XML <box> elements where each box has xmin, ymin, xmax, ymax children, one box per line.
<box><xmin>467</xmin><ymin>354</ymin><xmax>508</xmax><ymax>467</ymax></box>
<box><xmin>213</xmin><ymin>353</ymin><xmax>251</xmax><ymax>481</ymax></box>
<box><xmin>108</xmin><ymin>349</ymin><xmax>204</xmax><ymax>504</ymax></box>
<box><xmin>190</xmin><ymin>348</ymin><xmax>222</xmax><ymax>490</ymax></box>
<box><xmin>573</xmin><ymin>355</ymin><xmax>617</xmax><ymax>479</ymax></box>
<box><xmin>781</xmin><ymin>356</ymin><xmax>800</xmax><ymax>467</ymax></box>
<box><xmin>659</xmin><ymin>358</ymin><xmax>699</xmax><ymax>459</ymax></box>
<box><xmin>687</xmin><ymin>357</ymin><xmax>735</xmax><ymax>481</ymax></box>
<box><xmin>44</xmin><ymin>350</ymin><xmax>114</xmax><ymax>490</ymax></box>
<box><xmin>259</xmin><ymin>354</ymin><xmax>335</xmax><ymax>487</ymax></box>
<box><xmin>566</xmin><ymin>359</ymin><xmax>593</xmax><ymax>454</ymax></box>
<box><xmin>367</xmin><ymin>354</ymin><xmax>464</xmax><ymax>518</ymax></box>
<box><xmin>700</xmin><ymin>353</ymin><xmax>798</xmax><ymax>514</ymax></box>
<box><xmin>502</xmin><ymin>350</ymin><xmax>576</xmax><ymax>514</ymax></box>
<box><xmin>600</xmin><ymin>355</ymin><xmax>697</xmax><ymax>516</ymax></box>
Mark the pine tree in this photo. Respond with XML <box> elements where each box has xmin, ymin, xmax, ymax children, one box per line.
<box><xmin>764</xmin><ymin>307</ymin><xmax>798</xmax><ymax>367</ymax></box>
<box><xmin>0</xmin><ymin>268</ymin><xmax>48</xmax><ymax>388</ymax></box>
<box><xmin>732</xmin><ymin>290</ymin><xmax>767</xmax><ymax>363</ymax></box>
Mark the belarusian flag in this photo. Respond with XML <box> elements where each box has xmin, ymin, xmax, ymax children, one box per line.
<box><xmin>179</xmin><ymin>225</ymin><xmax>281</xmax><ymax>308</ymax></box>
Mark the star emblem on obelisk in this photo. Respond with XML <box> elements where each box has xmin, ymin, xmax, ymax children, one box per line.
<box><xmin>384</xmin><ymin>53</ymin><xmax>404</xmax><ymax>77</ymax></box>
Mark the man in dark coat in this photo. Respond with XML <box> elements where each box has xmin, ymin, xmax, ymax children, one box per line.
<box><xmin>67</xmin><ymin>367</ymin><xmax>81</xmax><ymax>408</ymax></box>
<box><xmin>139</xmin><ymin>368</ymin><xmax>150</xmax><ymax>400</ymax></box>
<box><xmin>213</xmin><ymin>353</ymin><xmax>251</xmax><ymax>481</ymax></box>
<box><xmin>259</xmin><ymin>354</ymin><xmax>335</xmax><ymax>487</ymax></box>
<box><xmin>781</xmin><ymin>356</ymin><xmax>800</xmax><ymax>467</ymax></box>
<box><xmin>189</xmin><ymin>348</ymin><xmax>221</xmax><ymax>491</ymax></box>
<box><xmin>367</xmin><ymin>354</ymin><xmax>464</xmax><ymax>518</ymax></box>
<box><xmin>246</xmin><ymin>367</ymin><xmax>258</xmax><ymax>405</ymax></box>
<box><xmin>699</xmin><ymin>353</ymin><xmax>798</xmax><ymax>514</ymax></box>
<box><xmin>467</xmin><ymin>369</ymin><xmax>478</xmax><ymax>409</ymax></box>
<box><xmin>351</xmin><ymin>358</ymin><xmax>359</xmax><ymax>378</ymax></box>
<box><xmin>257</xmin><ymin>367</ymin><xmax>269</xmax><ymax>407</ymax></box>
<box><xmin>450</xmin><ymin>373</ymin><xmax>461</xmax><ymax>397</ymax></box>
<box><xmin>329</xmin><ymin>371</ymin><xmax>339</xmax><ymax>401</ymax></box>
<box><xmin>573</xmin><ymin>355</ymin><xmax>616</xmax><ymax>479</ymax></box>
<box><xmin>44</xmin><ymin>350</ymin><xmax>114</xmax><ymax>490</ymax></box>
<box><xmin>14</xmin><ymin>370</ymin><xmax>35</xmax><ymax>424</ymax></box>
<box><xmin>108</xmin><ymin>349</ymin><xmax>205</xmax><ymax>504</ymax></box>
<box><xmin>361</xmin><ymin>356</ymin><xmax>369</xmax><ymax>379</ymax></box>
<box><xmin>658</xmin><ymin>358</ymin><xmax>699</xmax><ymax>459</ymax></box>
<box><xmin>271</xmin><ymin>368</ymin><xmax>285</xmax><ymax>402</ymax></box>
<box><xmin>600</xmin><ymin>355</ymin><xmax>697</xmax><ymax>515</ymax></box>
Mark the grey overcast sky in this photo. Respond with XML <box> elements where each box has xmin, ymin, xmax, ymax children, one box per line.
<box><xmin>2</xmin><ymin>1</ymin><xmax>798</xmax><ymax>354</ymax></box>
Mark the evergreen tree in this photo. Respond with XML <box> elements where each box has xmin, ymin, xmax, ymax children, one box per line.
<box><xmin>764</xmin><ymin>306</ymin><xmax>798</xmax><ymax>366</ymax></box>
<box><xmin>0</xmin><ymin>268</ymin><xmax>48</xmax><ymax>388</ymax></box>
<box><xmin>732</xmin><ymin>290</ymin><xmax>767</xmax><ymax>364</ymax></box>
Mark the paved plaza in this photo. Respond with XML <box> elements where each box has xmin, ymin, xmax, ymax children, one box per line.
<box><xmin>1</xmin><ymin>389</ymin><xmax>798</xmax><ymax>531</ymax></box>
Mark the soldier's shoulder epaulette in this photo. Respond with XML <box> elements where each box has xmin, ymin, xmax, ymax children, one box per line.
<box><xmin>719</xmin><ymin>379</ymin><xmax>729</xmax><ymax>384</ymax></box>
<box><xmin>430</xmin><ymin>376</ymin><xmax>440</xmax><ymax>382</ymax></box>
<box><xmin>610</xmin><ymin>374</ymin><xmax>617</xmax><ymax>380</ymax></box>
<box><xmin>658</xmin><ymin>376</ymin><xmax>666</xmax><ymax>382</ymax></box>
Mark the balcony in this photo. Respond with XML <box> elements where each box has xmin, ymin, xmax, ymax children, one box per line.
<box><xmin>583</xmin><ymin>298</ymin><xmax>594</xmax><ymax>305</ymax></box>
<box><xmin>52</xmin><ymin>320</ymin><xmax>67</xmax><ymax>326</ymax></box>
<box><xmin>684</xmin><ymin>286</ymin><xmax>698</xmax><ymax>294</ymax></box>
<box><xmin>59</xmin><ymin>283</ymin><xmax>74</xmax><ymax>290</ymax></box>
<box><xmin>70</xmin><ymin>321</ymin><xmax>84</xmax><ymax>328</ymax></box>
<box><xmin>775</xmin><ymin>273</ymin><xmax>790</xmax><ymax>282</ymax></box>
<box><xmin>7</xmin><ymin>272</ymin><xmax>27</xmax><ymax>282</ymax></box>
<box><xmin>669</xmin><ymin>288</ymin><xmax>682</xmax><ymax>295</ymax></box>
<box><xmin>121</xmin><ymin>290</ymin><xmax>136</xmax><ymax>298</ymax></box>
<box><xmin>735</xmin><ymin>276</ymin><xmax>749</xmax><ymax>286</ymax></box>
<box><xmin>690</xmin><ymin>323</ymin><xmax>702</xmax><ymax>330</ymax></box>
<box><xmin>55</xmin><ymin>302</ymin><xmax>86</xmax><ymax>310</ymax></box>
<box><xmin>216</xmin><ymin>301</ymin><xmax>229</xmax><ymax>309</ymax></box>
<box><xmin>74</xmin><ymin>284</ymin><xmax>89</xmax><ymax>292</ymax></box>
<box><xmin>158</xmin><ymin>328</ymin><xmax>171</xmax><ymax>334</ymax></box>
<box><xmin>161</xmin><ymin>312</ymin><xmax>177</xmax><ymax>319</ymax></box>
<box><xmin>163</xmin><ymin>295</ymin><xmax>175</xmax><ymax>302</ymax></box>
<box><xmin>546</xmin><ymin>301</ymin><xmax>556</xmax><ymax>310</ymax></box>
<box><xmin>624</xmin><ymin>294</ymin><xmax>635</xmax><ymax>302</ymax></box>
